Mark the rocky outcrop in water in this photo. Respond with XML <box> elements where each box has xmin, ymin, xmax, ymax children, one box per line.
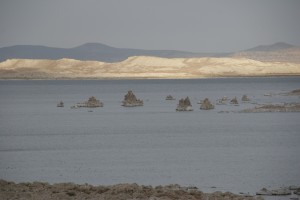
<box><xmin>241</xmin><ymin>95</ymin><xmax>250</xmax><ymax>101</ymax></box>
<box><xmin>76</xmin><ymin>96</ymin><xmax>103</xmax><ymax>108</ymax></box>
<box><xmin>57</xmin><ymin>101</ymin><xmax>64</xmax><ymax>107</ymax></box>
<box><xmin>166</xmin><ymin>95</ymin><xmax>176</xmax><ymax>100</ymax></box>
<box><xmin>122</xmin><ymin>90</ymin><xmax>143</xmax><ymax>107</ymax></box>
<box><xmin>256</xmin><ymin>187</ymin><xmax>292</xmax><ymax>196</ymax></box>
<box><xmin>284</xmin><ymin>89</ymin><xmax>300</xmax><ymax>96</ymax></box>
<box><xmin>230</xmin><ymin>97</ymin><xmax>239</xmax><ymax>105</ymax></box>
<box><xmin>176</xmin><ymin>97</ymin><xmax>193</xmax><ymax>111</ymax></box>
<box><xmin>240</xmin><ymin>103</ymin><xmax>300</xmax><ymax>113</ymax></box>
<box><xmin>290</xmin><ymin>89</ymin><xmax>300</xmax><ymax>95</ymax></box>
<box><xmin>200</xmin><ymin>98</ymin><xmax>215</xmax><ymax>110</ymax></box>
<box><xmin>294</xmin><ymin>188</ymin><xmax>300</xmax><ymax>195</ymax></box>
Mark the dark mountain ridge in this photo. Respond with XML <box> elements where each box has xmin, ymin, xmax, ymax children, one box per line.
<box><xmin>233</xmin><ymin>42</ymin><xmax>300</xmax><ymax>63</ymax></box>
<box><xmin>0</xmin><ymin>43</ymin><xmax>227</xmax><ymax>62</ymax></box>
<box><xmin>245</xmin><ymin>42</ymin><xmax>295</xmax><ymax>52</ymax></box>
<box><xmin>0</xmin><ymin>42</ymin><xmax>298</xmax><ymax>63</ymax></box>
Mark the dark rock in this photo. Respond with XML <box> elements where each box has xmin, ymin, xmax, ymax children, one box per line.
<box><xmin>291</xmin><ymin>89</ymin><xmax>300</xmax><ymax>94</ymax></box>
<box><xmin>285</xmin><ymin>89</ymin><xmax>300</xmax><ymax>96</ymax></box>
<box><xmin>241</xmin><ymin>95</ymin><xmax>250</xmax><ymax>101</ymax></box>
<box><xmin>289</xmin><ymin>186</ymin><xmax>300</xmax><ymax>190</ymax></box>
<box><xmin>256</xmin><ymin>188</ymin><xmax>272</xmax><ymax>195</ymax></box>
<box><xmin>176</xmin><ymin>97</ymin><xmax>193</xmax><ymax>111</ymax></box>
<box><xmin>218</xmin><ymin>111</ymin><xmax>230</xmax><ymax>113</ymax></box>
<box><xmin>230</xmin><ymin>97</ymin><xmax>239</xmax><ymax>104</ymax></box>
<box><xmin>165</xmin><ymin>95</ymin><xmax>175</xmax><ymax>100</ymax></box>
<box><xmin>295</xmin><ymin>188</ymin><xmax>300</xmax><ymax>195</ymax></box>
<box><xmin>57</xmin><ymin>101</ymin><xmax>64</xmax><ymax>107</ymax></box>
<box><xmin>256</xmin><ymin>187</ymin><xmax>292</xmax><ymax>196</ymax></box>
<box><xmin>122</xmin><ymin>90</ymin><xmax>143</xmax><ymax>107</ymax></box>
<box><xmin>76</xmin><ymin>96</ymin><xmax>103</xmax><ymax>108</ymax></box>
<box><xmin>200</xmin><ymin>98</ymin><xmax>215</xmax><ymax>110</ymax></box>
<box><xmin>271</xmin><ymin>188</ymin><xmax>291</xmax><ymax>195</ymax></box>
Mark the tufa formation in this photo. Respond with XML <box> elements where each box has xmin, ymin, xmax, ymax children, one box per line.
<box><xmin>200</xmin><ymin>98</ymin><xmax>215</xmax><ymax>110</ymax></box>
<box><xmin>176</xmin><ymin>96</ymin><xmax>193</xmax><ymax>111</ymax></box>
<box><xmin>230</xmin><ymin>96</ymin><xmax>239</xmax><ymax>105</ymax></box>
<box><xmin>122</xmin><ymin>90</ymin><xmax>144</xmax><ymax>107</ymax></box>
<box><xmin>241</xmin><ymin>95</ymin><xmax>250</xmax><ymax>101</ymax></box>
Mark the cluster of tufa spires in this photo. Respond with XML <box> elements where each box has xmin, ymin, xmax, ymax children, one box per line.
<box><xmin>70</xmin><ymin>96</ymin><xmax>104</xmax><ymax>109</ymax></box>
<box><xmin>58</xmin><ymin>92</ymin><xmax>252</xmax><ymax>111</ymax></box>
<box><xmin>176</xmin><ymin>97</ymin><xmax>193</xmax><ymax>111</ymax></box>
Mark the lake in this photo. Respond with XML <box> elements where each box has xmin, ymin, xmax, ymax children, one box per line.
<box><xmin>0</xmin><ymin>77</ymin><xmax>300</xmax><ymax>196</ymax></box>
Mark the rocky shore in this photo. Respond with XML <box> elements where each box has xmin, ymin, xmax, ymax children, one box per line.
<box><xmin>0</xmin><ymin>180</ymin><xmax>262</xmax><ymax>200</ymax></box>
<box><xmin>240</xmin><ymin>103</ymin><xmax>300</xmax><ymax>113</ymax></box>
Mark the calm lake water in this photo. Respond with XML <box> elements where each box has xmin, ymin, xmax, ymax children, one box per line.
<box><xmin>0</xmin><ymin>77</ymin><xmax>300</xmax><ymax>195</ymax></box>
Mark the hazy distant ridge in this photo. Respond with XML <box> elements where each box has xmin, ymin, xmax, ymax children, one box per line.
<box><xmin>1</xmin><ymin>42</ymin><xmax>299</xmax><ymax>63</ymax></box>
<box><xmin>0</xmin><ymin>43</ymin><xmax>226</xmax><ymax>63</ymax></box>
<box><xmin>233</xmin><ymin>42</ymin><xmax>300</xmax><ymax>63</ymax></box>
<box><xmin>244</xmin><ymin>42</ymin><xmax>295</xmax><ymax>52</ymax></box>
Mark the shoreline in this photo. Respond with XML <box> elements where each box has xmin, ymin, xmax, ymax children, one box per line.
<box><xmin>0</xmin><ymin>75</ymin><xmax>300</xmax><ymax>81</ymax></box>
<box><xmin>0</xmin><ymin>180</ymin><xmax>262</xmax><ymax>200</ymax></box>
<box><xmin>1</xmin><ymin>180</ymin><xmax>299</xmax><ymax>200</ymax></box>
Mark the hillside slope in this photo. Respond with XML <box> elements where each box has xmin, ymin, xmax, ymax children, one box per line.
<box><xmin>1</xmin><ymin>56</ymin><xmax>299</xmax><ymax>79</ymax></box>
<box><xmin>232</xmin><ymin>42</ymin><xmax>300</xmax><ymax>63</ymax></box>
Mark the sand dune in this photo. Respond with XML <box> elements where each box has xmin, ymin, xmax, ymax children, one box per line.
<box><xmin>0</xmin><ymin>56</ymin><xmax>300</xmax><ymax>79</ymax></box>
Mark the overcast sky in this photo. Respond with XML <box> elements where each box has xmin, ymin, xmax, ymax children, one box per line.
<box><xmin>0</xmin><ymin>0</ymin><xmax>300</xmax><ymax>52</ymax></box>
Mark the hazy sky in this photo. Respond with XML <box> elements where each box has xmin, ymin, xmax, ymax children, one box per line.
<box><xmin>0</xmin><ymin>0</ymin><xmax>300</xmax><ymax>52</ymax></box>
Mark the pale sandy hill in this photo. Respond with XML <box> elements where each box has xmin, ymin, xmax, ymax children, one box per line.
<box><xmin>0</xmin><ymin>56</ymin><xmax>300</xmax><ymax>79</ymax></box>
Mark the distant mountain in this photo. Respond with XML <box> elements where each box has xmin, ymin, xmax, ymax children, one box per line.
<box><xmin>1</xmin><ymin>42</ymin><xmax>299</xmax><ymax>63</ymax></box>
<box><xmin>244</xmin><ymin>42</ymin><xmax>295</xmax><ymax>52</ymax></box>
<box><xmin>233</xmin><ymin>42</ymin><xmax>300</xmax><ymax>63</ymax></box>
<box><xmin>0</xmin><ymin>43</ymin><xmax>228</xmax><ymax>63</ymax></box>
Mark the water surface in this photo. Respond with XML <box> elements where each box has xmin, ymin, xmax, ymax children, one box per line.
<box><xmin>0</xmin><ymin>77</ymin><xmax>300</xmax><ymax>195</ymax></box>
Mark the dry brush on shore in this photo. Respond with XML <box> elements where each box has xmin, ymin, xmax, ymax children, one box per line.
<box><xmin>0</xmin><ymin>180</ymin><xmax>262</xmax><ymax>200</ymax></box>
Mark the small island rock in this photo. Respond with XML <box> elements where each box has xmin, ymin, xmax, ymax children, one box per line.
<box><xmin>122</xmin><ymin>90</ymin><xmax>143</xmax><ymax>107</ymax></box>
<box><xmin>57</xmin><ymin>101</ymin><xmax>64</xmax><ymax>107</ymax></box>
<box><xmin>76</xmin><ymin>96</ymin><xmax>103</xmax><ymax>108</ymax></box>
<box><xmin>165</xmin><ymin>95</ymin><xmax>176</xmax><ymax>100</ymax></box>
<box><xmin>256</xmin><ymin>187</ymin><xmax>292</xmax><ymax>196</ymax></box>
<box><xmin>230</xmin><ymin>96</ymin><xmax>239</xmax><ymax>104</ymax></box>
<box><xmin>200</xmin><ymin>98</ymin><xmax>215</xmax><ymax>110</ymax></box>
<box><xmin>241</xmin><ymin>95</ymin><xmax>250</xmax><ymax>101</ymax></box>
<box><xmin>176</xmin><ymin>96</ymin><xmax>193</xmax><ymax>111</ymax></box>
